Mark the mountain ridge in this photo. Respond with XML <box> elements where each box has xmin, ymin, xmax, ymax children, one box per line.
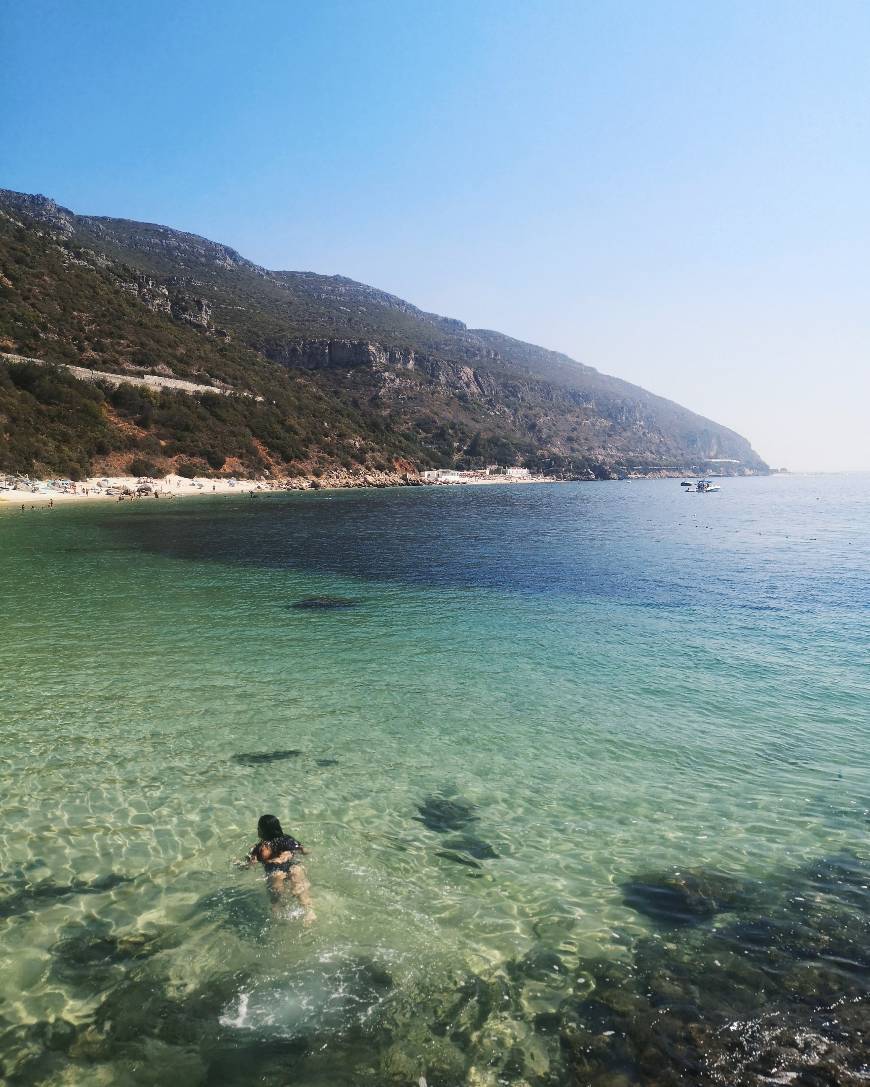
<box><xmin>0</xmin><ymin>188</ymin><xmax>768</xmax><ymax>480</ymax></box>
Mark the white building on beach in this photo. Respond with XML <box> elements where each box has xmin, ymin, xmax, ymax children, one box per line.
<box><xmin>422</xmin><ymin>469</ymin><xmax>465</xmax><ymax>482</ymax></box>
<box><xmin>422</xmin><ymin>466</ymin><xmax>532</xmax><ymax>484</ymax></box>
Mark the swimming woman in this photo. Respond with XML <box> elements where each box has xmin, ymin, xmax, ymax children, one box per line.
<box><xmin>245</xmin><ymin>814</ymin><xmax>315</xmax><ymax>922</ymax></box>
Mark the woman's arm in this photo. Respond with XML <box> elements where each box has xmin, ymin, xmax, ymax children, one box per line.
<box><xmin>239</xmin><ymin>843</ymin><xmax>261</xmax><ymax>868</ymax></box>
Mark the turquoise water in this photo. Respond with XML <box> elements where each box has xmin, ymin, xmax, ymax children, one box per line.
<box><xmin>0</xmin><ymin>475</ymin><xmax>868</xmax><ymax>1085</ymax></box>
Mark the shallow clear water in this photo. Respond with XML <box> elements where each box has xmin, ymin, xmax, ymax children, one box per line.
<box><xmin>1</xmin><ymin>475</ymin><xmax>868</xmax><ymax>1085</ymax></box>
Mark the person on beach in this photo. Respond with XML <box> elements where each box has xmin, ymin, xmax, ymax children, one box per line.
<box><xmin>244</xmin><ymin>814</ymin><xmax>315</xmax><ymax>922</ymax></box>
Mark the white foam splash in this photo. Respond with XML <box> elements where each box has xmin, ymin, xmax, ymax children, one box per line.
<box><xmin>219</xmin><ymin>991</ymin><xmax>251</xmax><ymax>1030</ymax></box>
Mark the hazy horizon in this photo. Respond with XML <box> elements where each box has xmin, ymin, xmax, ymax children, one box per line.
<box><xmin>4</xmin><ymin>0</ymin><xmax>868</xmax><ymax>471</ymax></box>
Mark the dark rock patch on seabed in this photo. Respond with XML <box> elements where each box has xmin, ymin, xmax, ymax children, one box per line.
<box><xmin>621</xmin><ymin>866</ymin><xmax>760</xmax><ymax>926</ymax></box>
<box><xmin>800</xmin><ymin>850</ymin><xmax>870</xmax><ymax>910</ymax></box>
<box><xmin>551</xmin><ymin>851</ymin><xmax>870</xmax><ymax>1087</ymax></box>
<box><xmin>2</xmin><ymin>852</ymin><xmax>868</xmax><ymax>1086</ymax></box>
<box><xmin>440</xmin><ymin>833</ymin><xmax>499</xmax><ymax>860</ymax></box>
<box><xmin>232</xmin><ymin>749</ymin><xmax>303</xmax><ymax>766</ymax></box>
<box><xmin>422</xmin><ymin>801</ymin><xmax>497</xmax><ymax>875</ymax></box>
<box><xmin>0</xmin><ymin>1018</ymin><xmax>83</xmax><ymax>1085</ymax></box>
<box><xmin>0</xmin><ymin>873</ymin><xmax>132</xmax><ymax>919</ymax></box>
<box><xmin>415</xmin><ymin>793</ymin><xmax>478</xmax><ymax>832</ymax></box>
<box><xmin>50</xmin><ymin>921</ymin><xmax>172</xmax><ymax>989</ymax></box>
<box><xmin>508</xmin><ymin>945</ymin><xmax>568</xmax><ymax>983</ymax></box>
<box><xmin>290</xmin><ymin>596</ymin><xmax>358</xmax><ymax>610</ymax></box>
<box><xmin>194</xmin><ymin>886</ymin><xmax>272</xmax><ymax>940</ymax></box>
<box><xmin>28</xmin><ymin>954</ymin><xmax>396</xmax><ymax>1085</ymax></box>
<box><xmin>435</xmin><ymin>850</ymin><xmax>483</xmax><ymax>871</ymax></box>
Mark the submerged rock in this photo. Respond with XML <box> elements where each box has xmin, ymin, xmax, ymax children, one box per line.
<box><xmin>194</xmin><ymin>886</ymin><xmax>271</xmax><ymax>940</ymax></box>
<box><xmin>435</xmin><ymin>849</ymin><xmax>483</xmax><ymax>870</ymax></box>
<box><xmin>5</xmin><ymin>848</ymin><xmax>867</xmax><ymax>1087</ymax></box>
<box><xmin>508</xmin><ymin>946</ymin><xmax>568</xmax><ymax>984</ymax></box>
<box><xmin>415</xmin><ymin>793</ymin><xmax>478</xmax><ymax>833</ymax></box>
<box><xmin>441</xmin><ymin>833</ymin><xmax>499</xmax><ymax>860</ymax></box>
<box><xmin>68</xmin><ymin>951</ymin><xmax>399</xmax><ymax>1086</ymax></box>
<box><xmin>50</xmin><ymin>921</ymin><xmax>171</xmax><ymax>988</ymax></box>
<box><xmin>429</xmin><ymin>973</ymin><xmax>514</xmax><ymax>1040</ymax></box>
<box><xmin>93</xmin><ymin>965</ymin><xmax>255</xmax><ymax>1050</ymax></box>
<box><xmin>216</xmin><ymin>955</ymin><xmax>394</xmax><ymax>1047</ymax></box>
<box><xmin>0</xmin><ymin>872</ymin><xmax>132</xmax><ymax>919</ymax></box>
<box><xmin>797</xmin><ymin>850</ymin><xmax>870</xmax><ymax>912</ymax></box>
<box><xmin>0</xmin><ymin>1018</ymin><xmax>82</xmax><ymax>1084</ymax></box>
<box><xmin>380</xmin><ymin>1036</ymin><xmax>466</xmax><ymax>1086</ymax></box>
<box><xmin>554</xmin><ymin>854</ymin><xmax>870</xmax><ymax>1087</ymax></box>
<box><xmin>232</xmin><ymin>749</ymin><xmax>303</xmax><ymax>766</ymax></box>
<box><xmin>621</xmin><ymin>867</ymin><xmax>758</xmax><ymax>926</ymax></box>
<box><xmin>704</xmin><ymin>1004</ymin><xmax>870</xmax><ymax>1087</ymax></box>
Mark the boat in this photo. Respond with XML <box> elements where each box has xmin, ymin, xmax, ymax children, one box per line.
<box><xmin>683</xmin><ymin>479</ymin><xmax>720</xmax><ymax>492</ymax></box>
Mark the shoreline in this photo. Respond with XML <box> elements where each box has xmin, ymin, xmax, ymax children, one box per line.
<box><xmin>1</xmin><ymin>473</ymin><xmax>277</xmax><ymax>506</ymax></box>
<box><xmin>0</xmin><ymin>470</ymin><xmax>571</xmax><ymax>507</ymax></box>
<box><xmin>0</xmin><ymin>468</ymin><xmax>774</xmax><ymax>508</ymax></box>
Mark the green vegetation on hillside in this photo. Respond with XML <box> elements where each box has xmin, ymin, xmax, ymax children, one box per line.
<box><xmin>0</xmin><ymin>211</ymin><xmax>297</xmax><ymax>390</ymax></box>
<box><xmin>0</xmin><ymin>361</ymin><xmax>112</xmax><ymax>479</ymax></box>
<box><xmin>0</xmin><ymin>358</ymin><xmax>434</xmax><ymax>479</ymax></box>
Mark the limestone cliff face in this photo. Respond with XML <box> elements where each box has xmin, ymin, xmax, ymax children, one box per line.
<box><xmin>267</xmin><ymin>339</ymin><xmax>401</xmax><ymax>369</ymax></box>
<box><xmin>260</xmin><ymin>336</ymin><xmax>758</xmax><ymax>467</ymax></box>
<box><xmin>96</xmin><ymin>271</ymin><xmax>215</xmax><ymax>332</ymax></box>
<box><xmin>264</xmin><ymin>339</ymin><xmax>509</xmax><ymax>409</ymax></box>
<box><xmin>119</xmin><ymin>275</ymin><xmax>173</xmax><ymax>316</ymax></box>
<box><xmin>0</xmin><ymin>192</ymin><xmax>76</xmax><ymax>236</ymax></box>
<box><xmin>172</xmin><ymin>295</ymin><xmax>212</xmax><ymax>329</ymax></box>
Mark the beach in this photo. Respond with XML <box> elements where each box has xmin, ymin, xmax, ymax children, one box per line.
<box><xmin>0</xmin><ymin>469</ymin><xmax>565</xmax><ymax>506</ymax></box>
<box><xmin>0</xmin><ymin>473</ymin><xmax>278</xmax><ymax>505</ymax></box>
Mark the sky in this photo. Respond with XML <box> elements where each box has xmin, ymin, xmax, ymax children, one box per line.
<box><xmin>3</xmin><ymin>0</ymin><xmax>868</xmax><ymax>470</ymax></box>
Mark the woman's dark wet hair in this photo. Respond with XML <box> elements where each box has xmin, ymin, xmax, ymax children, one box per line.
<box><xmin>257</xmin><ymin>814</ymin><xmax>284</xmax><ymax>841</ymax></box>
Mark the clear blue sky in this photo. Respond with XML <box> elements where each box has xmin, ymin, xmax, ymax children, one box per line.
<box><xmin>4</xmin><ymin>0</ymin><xmax>868</xmax><ymax>469</ymax></box>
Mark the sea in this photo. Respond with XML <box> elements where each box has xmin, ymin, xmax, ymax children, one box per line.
<box><xmin>0</xmin><ymin>473</ymin><xmax>868</xmax><ymax>1086</ymax></box>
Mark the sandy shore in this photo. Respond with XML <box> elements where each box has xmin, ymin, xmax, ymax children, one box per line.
<box><xmin>0</xmin><ymin>473</ymin><xmax>275</xmax><ymax>506</ymax></box>
<box><xmin>0</xmin><ymin>470</ymin><xmax>571</xmax><ymax>507</ymax></box>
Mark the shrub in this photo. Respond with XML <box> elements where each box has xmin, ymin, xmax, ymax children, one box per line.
<box><xmin>128</xmin><ymin>457</ymin><xmax>159</xmax><ymax>477</ymax></box>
